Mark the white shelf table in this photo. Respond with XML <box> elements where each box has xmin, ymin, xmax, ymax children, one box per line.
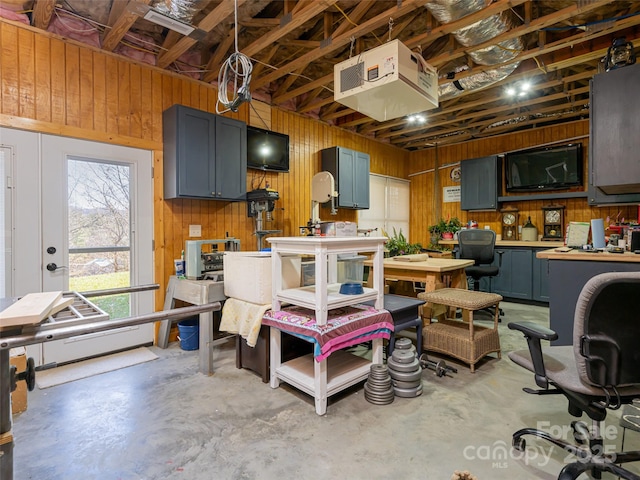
<box><xmin>266</xmin><ymin>236</ymin><xmax>387</xmax><ymax>415</ymax></box>
<box><xmin>268</xmin><ymin>236</ymin><xmax>386</xmax><ymax>323</ymax></box>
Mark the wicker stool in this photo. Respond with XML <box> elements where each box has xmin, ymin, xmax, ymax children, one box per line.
<box><xmin>418</xmin><ymin>288</ymin><xmax>502</xmax><ymax>372</ymax></box>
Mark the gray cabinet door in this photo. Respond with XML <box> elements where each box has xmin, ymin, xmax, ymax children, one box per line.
<box><xmin>322</xmin><ymin>147</ymin><xmax>370</xmax><ymax>209</ymax></box>
<box><xmin>590</xmin><ymin>63</ymin><xmax>640</xmax><ymax>196</ymax></box>
<box><xmin>164</xmin><ymin>104</ymin><xmax>216</xmax><ymax>199</ymax></box>
<box><xmin>490</xmin><ymin>248</ymin><xmax>532</xmax><ymax>300</ymax></box>
<box><xmin>460</xmin><ymin>155</ymin><xmax>499</xmax><ymax>211</ymax></box>
<box><xmin>532</xmin><ymin>248</ymin><xmax>550</xmax><ymax>302</ymax></box>
<box><xmin>353</xmin><ymin>151</ymin><xmax>370</xmax><ymax>209</ymax></box>
<box><xmin>215</xmin><ymin>115</ymin><xmax>247</xmax><ymax>201</ymax></box>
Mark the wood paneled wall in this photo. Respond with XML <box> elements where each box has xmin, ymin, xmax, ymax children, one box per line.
<box><xmin>2</xmin><ymin>19</ymin><xmax>635</xmax><ymax>311</ymax></box>
<box><xmin>0</xmin><ymin>19</ymin><xmax>408</xmax><ymax>311</ymax></box>
<box><xmin>408</xmin><ymin>121</ymin><xmax>637</xmax><ymax>248</ymax></box>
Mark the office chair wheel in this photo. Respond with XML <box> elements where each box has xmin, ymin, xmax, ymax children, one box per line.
<box><xmin>512</xmin><ymin>436</ymin><xmax>526</xmax><ymax>452</ymax></box>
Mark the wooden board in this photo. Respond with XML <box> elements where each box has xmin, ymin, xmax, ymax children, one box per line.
<box><xmin>0</xmin><ymin>291</ymin><xmax>62</xmax><ymax>329</ymax></box>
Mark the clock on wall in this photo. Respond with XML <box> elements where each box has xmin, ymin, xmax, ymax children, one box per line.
<box><xmin>542</xmin><ymin>205</ymin><xmax>565</xmax><ymax>241</ymax></box>
<box><xmin>501</xmin><ymin>207</ymin><xmax>519</xmax><ymax>241</ymax></box>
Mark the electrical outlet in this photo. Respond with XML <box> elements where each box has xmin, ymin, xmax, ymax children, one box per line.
<box><xmin>189</xmin><ymin>224</ymin><xmax>201</xmax><ymax>237</ymax></box>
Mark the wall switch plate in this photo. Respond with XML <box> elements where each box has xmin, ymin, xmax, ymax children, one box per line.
<box><xmin>189</xmin><ymin>224</ymin><xmax>201</xmax><ymax>237</ymax></box>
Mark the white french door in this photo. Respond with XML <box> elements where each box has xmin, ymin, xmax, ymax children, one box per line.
<box><xmin>1</xmin><ymin>128</ymin><xmax>154</xmax><ymax>365</ymax></box>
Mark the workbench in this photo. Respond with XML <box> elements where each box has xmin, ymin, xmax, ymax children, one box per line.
<box><xmin>157</xmin><ymin>276</ymin><xmax>227</xmax><ymax>375</ymax></box>
<box><xmin>537</xmin><ymin>248</ymin><xmax>640</xmax><ymax>345</ymax></box>
<box><xmin>1</xmin><ymin>285</ymin><xmax>218</xmax><ymax>480</ymax></box>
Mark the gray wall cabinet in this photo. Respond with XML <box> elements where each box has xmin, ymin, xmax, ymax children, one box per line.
<box><xmin>163</xmin><ymin>104</ymin><xmax>247</xmax><ymax>201</ymax></box>
<box><xmin>321</xmin><ymin>147</ymin><xmax>370</xmax><ymax>209</ymax></box>
<box><xmin>589</xmin><ymin>63</ymin><xmax>640</xmax><ymax>204</ymax></box>
<box><xmin>460</xmin><ymin>155</ymin><xmax>499</xmax><ymax>211</ymax></box>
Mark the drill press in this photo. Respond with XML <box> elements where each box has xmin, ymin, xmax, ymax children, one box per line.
<box><xmin>247</xmin><ymin>188</ymin><xmax>281</xmax><ymax>250</ymax></box>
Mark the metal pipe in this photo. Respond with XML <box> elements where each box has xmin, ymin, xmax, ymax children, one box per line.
<box><xmin>0</xmin><ymin>303</ymin><xmax>220</xmax><ymax>351</ymax></box>
<box><xmin>79</xmin><ymin>283</ymin><xmax>159</xmax><ymax>298</ymax></box>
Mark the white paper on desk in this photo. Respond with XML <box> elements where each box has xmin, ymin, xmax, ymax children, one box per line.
<box><xmin>566</xmin><ymin>222</ymin><xmax>590</xmax><ymax>248</ymax></box>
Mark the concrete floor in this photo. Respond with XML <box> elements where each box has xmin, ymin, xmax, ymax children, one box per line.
<box><xmin>11</xmin><ymin>301</ymin><xmax>640</xmax><ymax>480</ymax></box>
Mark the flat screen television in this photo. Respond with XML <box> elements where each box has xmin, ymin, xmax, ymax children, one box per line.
<box><xmin>505</xmin><ymin>143</ymin><xmax>583</xmax><ymax>192</ymax></box>
<box><xmin>246</xmin><ymin>126</ymin><xmax>290</xmax><ymax>172</ymax></box>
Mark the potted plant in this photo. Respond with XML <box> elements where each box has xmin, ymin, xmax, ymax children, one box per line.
<box><xmin>441</xmin><ymin>217</ymin><xmax>462</xmax><ymax>239</ymax></box>
<box><xmin>429</xmin><ymin>217</ymin><xmax>463</xmax><ymax>240</ymax></box>
<box><xmin>382</xmin><ymin>227</ymin><xmax>422</xmax><ymax>257</ymax></box>
<box><xmin>428</xmin><ymin>222</ymin><xmax>442</xmax><ymax>244</ymax></box>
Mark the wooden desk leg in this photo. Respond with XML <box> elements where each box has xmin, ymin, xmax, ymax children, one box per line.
<box><xmin>199</xmin><ymin>311</ymin><xmax>214</xmax><ymax>376</ymax></box>
<box><xmin>423</xmin><ymin>273</ymin><xmax>437</xmax><ymax>292</ymax></box>
<box><xmin>449</xmin><ymin>270</ymin><xmax>468</xmax><ymax>290</ymax></box>
<box><xmin>269</xmin><ymin>327</ymin><xmax>282</xmax><ymax>389</ymax></box>
<box><xmin>314</xmin><ymin>359</ymin><xmax>328</xmax><ymax>415</ymax></box>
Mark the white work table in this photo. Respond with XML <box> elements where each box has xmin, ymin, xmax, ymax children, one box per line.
<box><xmin>266</xmin><ymin>236</ymin><xmax>388</xmax><ymax>415</ymax></box>
<box><xmin>158</xmin><ymin>276</ymin><xmax>226</xmax><ymax>375</ymax></box>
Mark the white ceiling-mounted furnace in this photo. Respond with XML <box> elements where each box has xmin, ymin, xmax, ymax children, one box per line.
<box><xmin>334</xmin><ymin>39</ymin><xmax>438</xmax><ymax>122</ymax></box>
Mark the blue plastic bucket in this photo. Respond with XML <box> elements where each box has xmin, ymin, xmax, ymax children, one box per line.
<box><xmin>177</xmin><ymin>317</ymin><xmax>199</xmax><ymax>351</ymax></box>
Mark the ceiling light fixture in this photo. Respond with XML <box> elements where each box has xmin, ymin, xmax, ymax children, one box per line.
<box><xmin>506</xmin><ymin>81</ymin><xmax>533</xmax><ymax>98</ymax></box>
<box><xmin>143</xmin><ymin>9</ymin><xmax>195</xmax><ymax>36</ymax></box>
<box><xmin>408</xmin><ymin>114</ymin><xmax>426</xmax><ymax>124</ymax></box>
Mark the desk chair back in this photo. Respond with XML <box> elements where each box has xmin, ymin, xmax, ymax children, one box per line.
<box><xmin>574</xmin><ymin>271</ymin><xmax>640</xmax><ymax>389</ymax></box>
<box><xmin>458</xmin><ymin>229</ymin><xmax>496</xmax><ymax>266</ymax></box>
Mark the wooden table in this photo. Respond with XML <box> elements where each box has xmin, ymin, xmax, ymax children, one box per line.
<box><xmin>365</xmin><ymin>257</ymin><xmax>474</xmax><ymax>291</ymax></box>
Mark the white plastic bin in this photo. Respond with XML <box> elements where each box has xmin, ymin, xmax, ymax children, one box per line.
<box><xmin>337</xmin><ymin>254</ymin><xmax>366</xmax><ymax>284</ymax></box>
<box><xmin>223</xmin><ymin>252</ymin><xmax>301</xmax><ymax>304</ymax></box>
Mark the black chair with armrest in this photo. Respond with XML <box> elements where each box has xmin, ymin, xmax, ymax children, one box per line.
<box><xmin>457</xmin><ymin>229</ymin><xmax>503</xmax><ymax>319</ymax></box>
<box><xmin>508</xmin><ymin>271</ymin><xmax>640</xmax><ymax>480</ymax></box>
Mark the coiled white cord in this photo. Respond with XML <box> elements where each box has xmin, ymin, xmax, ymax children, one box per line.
<box><xmin>216</xmin><ymin>51</ymin><xmax>253</xmax><ymax>113</ymax></box>
<box><xmin>216</xmin><ymin>0</ymin><xmax>253</xmax><ymax>113</ymax></box>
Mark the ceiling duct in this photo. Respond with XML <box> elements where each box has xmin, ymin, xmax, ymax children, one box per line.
<box><xmin>144</xmin><ymin>0</ymin><xmax>208</xmax><ymax>34</ymax></box>
<box><xmin>424</xmin><ymin>0</ymin><xmax>523</xmax><ymax>100</ymax></box>
<box><xmin>150</xmin><ymin>0</ymin><xmax>207</xmax><ymax>23</ymax></box>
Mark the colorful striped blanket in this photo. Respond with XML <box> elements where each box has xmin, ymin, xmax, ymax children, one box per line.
<box><xmin>262</xmin><ymin>305</ymin><xmax>393</xmax><ymax>361</ymax></box>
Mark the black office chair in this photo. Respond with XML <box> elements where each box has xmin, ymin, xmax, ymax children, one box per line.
<box><xmin>508</xmin><ymin>271</ymin><xmax>640</xmax><ymax>480</ymax></box>
<box><xmin>457</xmin><ymin>229</ymin><xmax>503</xmax><ymax>319</ymax></box>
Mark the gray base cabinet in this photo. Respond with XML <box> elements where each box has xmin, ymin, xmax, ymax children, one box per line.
<box><xmin>321</xmin><ymin>147</ymin><xmax>370</xmax><ymax>209</ymax></box>
<box><xmin>163</xmin><ymin>104</ymin><xmax>246</xmax><ymax>201</ymax></box>
<box><xmin>460</xmin><ymin>246</ymin><xmax>549</xmax><ymax>302</ymax></box>
<box><xmin>548</xmin><ymin>260</ymin><xmax>640</xmax><ymax>345</ymax></box>
<box><xmin>491</xmin><ymin>248</ymin><xmax>532</xmax><ymax>300</ymax></box>
<box><xmin>460</xmin><ymin>155</ymin><xmax>499</xmax><ymax>211</ymax></box>
<box><xmin>532</xmin><ymin>248</ymin><xmax>550</xmax><ymax>302</ymax></box>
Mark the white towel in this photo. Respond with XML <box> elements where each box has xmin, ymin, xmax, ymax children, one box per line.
<box><xmin>220</xmin><ymin>298</ymin><xmax>270</xmax><ymax>347</ymax></box>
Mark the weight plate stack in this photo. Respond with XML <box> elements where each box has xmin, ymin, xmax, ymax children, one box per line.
<box><xmin>394</xmin><ymin>337</ymin><xmax>416</xmax><ymax>354</ymax></box>
<box><xmin>387</xmin><ymin>345</ymin><xmax>423</xmax><ymax>398</ymax></box>
<box><xmin>364</xmin><ymin>364</ymin><xmax>394</xmax><ymax>405</ymax></box>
